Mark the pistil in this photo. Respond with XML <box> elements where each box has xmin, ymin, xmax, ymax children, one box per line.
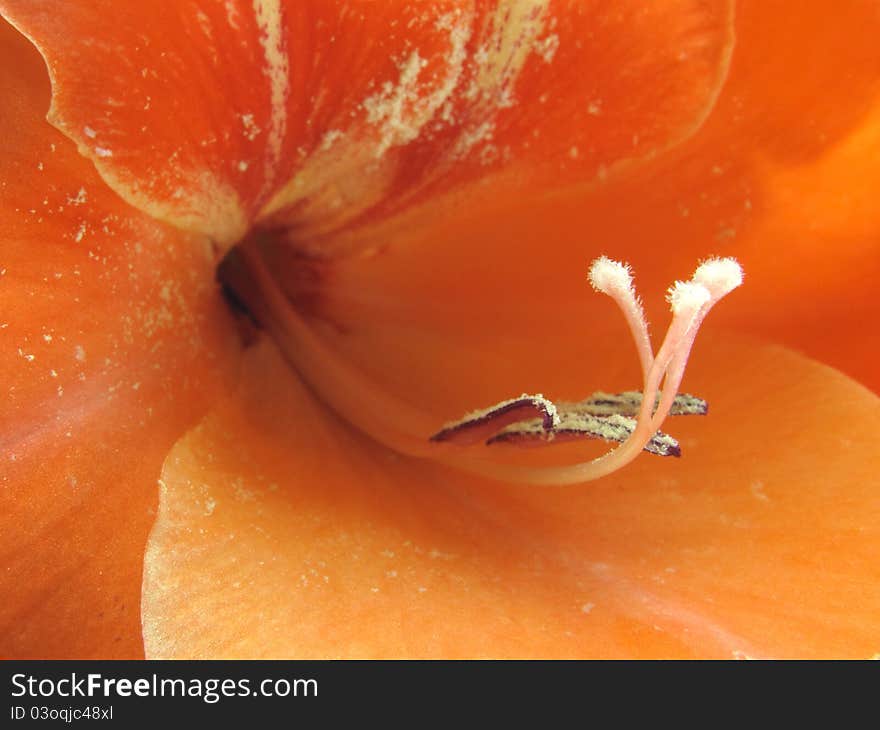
<box><xmin>221</xmin><ymin>237</ymin><xmax>741</xmax><ymax>486</ymax></box>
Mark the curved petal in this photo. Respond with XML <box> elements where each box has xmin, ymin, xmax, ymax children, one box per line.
<box><xmin>657</xmin><ymin>0</ymin><xmax>880</xmax><ymax>389</ymax></box>
<box><xmin>0</xmin><ymin>0</ymin><xmax>734</xmax><ymax>251</ymax></box>
<box><xmin>277</xmin><ymin>0</ymin><xmax>880</xmax><ymax>424</ymax></box>
<box><xmin>143</xmin><ymin>335</ymin><xmax>880</xmax><ymax>658</ymax></box>
<box><xmin>0</xmin><ymin>19</ymin><xmax>241</xmax><ymax>658</ymax></box>
<box><xmin>712</xmin><ymin>105</ymin><xmax>880</xmax><ymax>391</ymax></box>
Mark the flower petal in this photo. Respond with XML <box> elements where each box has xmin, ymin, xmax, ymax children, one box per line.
<box><xmin>296</xmin><ymin>0</ymin><xmax>880</xmax><ymax>416</ymax></box>
<box><xmin>0</xmin><ymin>0</ymin><xmax>734</xmax><ymax>250</ymax></box>
<box><xmin>143</xmin><ymin>335</ymin><xmax>880</xmax><ymax>658</ymax></box>
<box><xmin>667</xmin><ymin>0</ymin><xmax>880</xmax><ymax>391</ymax></box>
<box><xmin>0</xmin><ymin>19</ymin><xmax>240</xmax><ymax>658</ymax></box>
<box><xmin>714</xmin><ymin>106</ymin><xmax>880</xmax><ymax>392</ymax></box>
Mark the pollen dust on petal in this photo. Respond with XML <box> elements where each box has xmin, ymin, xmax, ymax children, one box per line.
<box><xmin>256</xmin><ymin>1</ymin><xmax>554</xmax><ymax>251</ymax></box>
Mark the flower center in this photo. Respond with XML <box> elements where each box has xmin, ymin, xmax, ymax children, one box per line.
<box><xmin>216</xmin><ymin>229</ymin><xmax>443</xmax><ymax>455</ymax></box>
<box><xmin>219</xmin><ymin>231</ymin><xmax>742</xmax><ymax>486</ymax></box>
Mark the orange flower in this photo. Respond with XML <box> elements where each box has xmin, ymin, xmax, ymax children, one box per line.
<box><xmin>1</xmin><ymin>1</ymin><xmax>878</xmax><ymax>658</ymax></box>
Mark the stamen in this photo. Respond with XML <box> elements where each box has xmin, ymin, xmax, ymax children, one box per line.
<box><xmin>430</xmin><ymin>394</ymin><xmax>559</xmax><ymax>446</ymax></box>
<box><xmin>433</xmin><ymin>388</ymin><xmax>707</xmax><ymax>458</ymax></box>
<box><xmin>577</xmin><ymin>391</ymin><xmax>708</xmax><ymax>417</ymax></box>
<box><xmin>488</xmin><ymin>412</ymin><xmax>683</xmax><ymax>457</ymax></box>
<box><xmin>432</xmin><ymin>255</ymin><xmax>743</xmax><ymax>485</ymax></box>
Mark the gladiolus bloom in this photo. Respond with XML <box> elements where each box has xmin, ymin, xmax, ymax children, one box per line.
<box><xmin>1</xmin><ymin>1</ymin><xmax>878</xmax><ymax>659</ymax></box>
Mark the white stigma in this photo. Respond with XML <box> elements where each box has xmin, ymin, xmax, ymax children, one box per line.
<box><xmin>588</xmin><ymin>256</ymin><xmax>634</xmax><ymax>295</ymax></box>
<box><xmin>692</xmin><ymin>257</ymin><xmax>744</xmax><ymax>301</ymax></box>
<box><xmin>666</xmin><ymin>280</ymin><xmax>712</xmax><ymax>315</ymax></box>
<box><xmin>588</xmin><ymin>256</ymin><xmax>652</xmax><ymax>381</ymax></box>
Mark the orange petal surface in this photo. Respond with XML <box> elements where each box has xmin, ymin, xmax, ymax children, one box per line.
<box><xmin>0</xmin><ymin>0</ymin><xmax>734</xmax><ymax>251</ymax></box>
<box><xmin>292</xmin><ymin>0</ymin><xmax>880</xmax><ymax>421</ymax></box>
<box><xmin>143</xmin><ymin>335</ymin><xmax>880</xmax><ymax>658</ymax></box>
<box><xmin>0</xmin><ymin>19</ymin><xmax>240</xmax><ymax>658</ymax></box>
